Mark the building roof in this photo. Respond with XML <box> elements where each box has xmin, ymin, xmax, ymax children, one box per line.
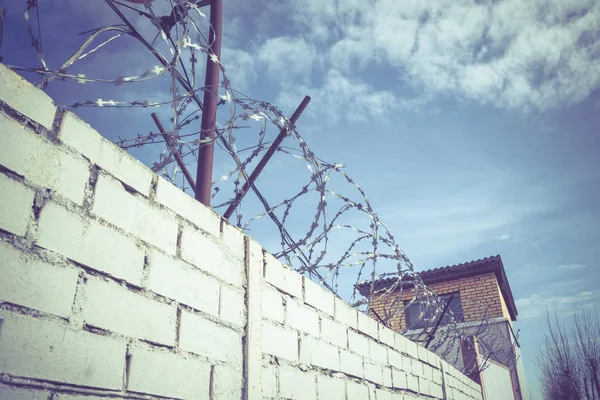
<box><xmin>356</xmin><ymin>255</ymin><xmax>519</xmax><ymax>321</ymax></box>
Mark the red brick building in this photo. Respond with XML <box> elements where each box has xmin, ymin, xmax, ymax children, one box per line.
<box><xmin>357</xmin><ymin>255</ymin><xmax>530</xmax><ymax>400</ymax></box>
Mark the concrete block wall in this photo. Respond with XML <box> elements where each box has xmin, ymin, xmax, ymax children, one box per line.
<box><xmin>0</xmin><ymin>64</ymin><xmax>245</xmax><ymax>400</ymax></box>
<box><xmin>0</xmin><ymin>64</ymin><xmax>483</xmax><ymax>400</ymax></box>
<box><xmin>260</xmin><ymin>252</ymin><xmax>482</xmax><ymax>400</ymax></box>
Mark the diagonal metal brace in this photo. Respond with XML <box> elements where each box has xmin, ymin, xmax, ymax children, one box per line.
<box><xmin>223</xmin><ymin>95</ymin><xmax>311</xmax><ymax>220</ymax></box>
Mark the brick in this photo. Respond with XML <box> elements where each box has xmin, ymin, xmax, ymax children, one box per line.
<box><xmin>388</xmin><ymin>351</ymin><xmax>403</xmax><ymax>370</ymax></box>
<box><xmin>416</xmin><ymin>345</ymin><xmax>429</xmax><ymax>363</ymax></box>
<box><xmin>407</xmin><ymin>374</ymin><xmax>419</xmax><ymax>392</ymax></box>
<box><xmin>339</xmin><ymin>349</ymin><xmax>363</xmax><ymax>378</ymax></box>
<box><xmin>392</xmin><ymin>369</ymin><xmax>408</xmax><ymax>389</ymax></box>
<box><xmin>419</xmin><ymin>378</ymin><xmax>430</xmax><ymax>395</ymax></box>
<box><xmin>348</xmin><ymin>330</ymin><xmax>370</xmax><ymax>358</ymax></box>
<box><xmin>262</xmin><ymin>322</ymin><xmax>298</xmax><ymax>362</ymax></box>
<box><xmin>317</xmin><ymin>375</ymin><xmax>345</xmax><ymax>400</ymax></box>
<box><xmin>411</xmin><ymin>359</ymin><xmax>424</xmax><ymax>377</ymax></box>
<box><xmin>431</xmin><ymin>383</ymin><xmax>444</xmax><ymax>398</ymax></box>
<box><xmin>404</xmin><ymin>338</ymin><xmax>418</xmax><ymax>359</ymax></box>
<box><xmin>357</xmin><ymin>311</ymin><xmax>378</xmax><ymax>339</ymax></box>
<box><xmin>220</xmin><ymin>219</ymin><xmax>246</xmax><ymax>262</ymax></box>
<box><xmin>262</xmin><ymin>365</ymin><xmax>278</xmax><ymax>398</ymax></box>
<box><xmin>93</xmin><ymin>175</ymin><xmax>177</xmax><ymax>254</ymax></box>
<box><xmin>334</xmin><ymin>297</ymin><xmax>357</xmax><ymax>329</ymax></box>
<box><xmin>346</xmin><ymin>380</ymin><xmax>370</xmax><ymax>400</ymax></box>
<box><xmin>0</xmin><ymin>174</ymin><xmax>34</xmax><ymax>236</ymax></box>
<box><xmin>300</xmin><ymin>335</ymin><xmax>339</xmax><ymax>371</ymax></box>
<box><xmin>0</xmin><ymin>241</ymin><xmax>78</xmax><ymax>317</ymax></box>
<box><xmin>375</xmin><ymin>389</ymin><xmax>394</xmax><ymax>400</ymax></box>
<box><xmin>128</xmin><ymin>345</ymin><xmax>210</xmax><ymax>399</ymax></box>
<box><xmin>0</xmin><ymin>314</ymin><xmax>125</xmax><ymax>389</ymax></box>
<box><xmin>155</xmin><ymin>176</ymin><xmax>221</xmax><ymax>237</ymax></box>
<box><xmin>0</xmin><ymin>113</ymin><xmax>89</xmax><ymax>205</ymax></box>
<box><xmin>394</xmin><ymin>332</ymin><xmax>408</xmax><ymax>354</ymax></box>
<box><xmin>220</xmin><ymin>283</ymin><xmax>245</xmax><ymax>327</ymax></box>
<box><xmin>379</xmin><ymin>325</ymin><xmax>395</xmax><ymax>348</ymax></box>
<box><xmin>279</xmin><ymin>367</ymin><xmax>316</xmax><ymax>399</ymax></box>
<box><xmin>147</xmin><ymin>251</ymin><xmax>220</xmax><ymax>316</ymax></box>
<box><xmin>370</xmin><ymin>340</ymin><xmax>388</xmax><ymax>364</ymax></box>
<box><xmin>382</xmin><ymin>366</ymin><xmax>393</xmax><ymax>387</ymax></box>
<box><xmin>37</xmin><ymin>202</ymin><xmax>144</xmax><ymax>284</ymax></box>
<box><xmin>262</xmin><ymin>284</ymin><xmax>284</xmax><ymax>323</ymax></box>
<box><xmin>263</xmin><ymin>253</ymin><xmax>302</xmax><ymax>298</ymax></box>
<box><xmin>304</xmin><ymin>277</ymin><xmax>334</xmax><ymax>315</ymax></box>
<box><xmin>213</xmin><ymin>364</ymin><xmax>243</xmax><ymax>400</ymax></box>
<box><xmin>364</xmin><ymin>362</ymin><xmax>383</xmax><ymax>385</ymax></box>
<box><xmin>286</xmin><ymin>299</ymin><xmax>319</xmax><ymax>337</ymax></box>
<box><xmin>83</xmin><ymin>277</ymin><xmax>176</xmax><ymax>345</ymax></box>
<box><xmin>320</xmin><ymin>317</ymin><xmax>347</xmax><ymax>348</ymax></box>
<box><xmin>0</xmin><ymin>384</ymin><xmax>50</xmax><ymax>400</ymax></box>
<box><xmin>0</xmin><ymin>64</ymin><xmax>56</xmax><ymax>129</ymax></box>
<box><xmin>180</xmin><ymin>311</ymin><xmax>242</xmax><ymax>365</ymax></box>
<box><xmin>60</xmin><ymin>111</ymin><xmax>152</xmax><ymax>196</ymax></box>
<box><xmin>180</xmin><ymin>224</ymin><xmax>243</xmax><ymax>287</ymax></box>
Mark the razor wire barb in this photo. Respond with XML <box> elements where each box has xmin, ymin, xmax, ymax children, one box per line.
<box><xmin>4</xmin><ymin>0</ymin><xmax>517</xmax><ymax>376</ymax></box>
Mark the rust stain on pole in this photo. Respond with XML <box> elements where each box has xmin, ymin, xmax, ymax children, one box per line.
<box><xmin>223</xmin><ymin>95</ymin><xmax>311</xmax><ymax>220</ymax></box>
<box><xmin>150</xmin><ymin>112</ymin><xmax>196</xmax><ymax>193</ymax></box>
<box><xmin>195</xmin><ymin>0</ymin><xmax>223</xmax><ymax>206</ymax></box>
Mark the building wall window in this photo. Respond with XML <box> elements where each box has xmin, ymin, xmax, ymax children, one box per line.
<box><xmin>404</xmin><ymin>292</ymin><xmax>464</xmax><ymax>329</ymax></box>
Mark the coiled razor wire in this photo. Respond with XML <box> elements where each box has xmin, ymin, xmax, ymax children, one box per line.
<box><xmin>2</xmin><ymin>0</ymin><xmax>519</xmax><ymax>375</ymax></box>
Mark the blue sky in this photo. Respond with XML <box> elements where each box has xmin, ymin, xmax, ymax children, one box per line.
<box><xmin>3</xmin><ymin>0</ymin><xmax>600</xmax><ymax>397</ymax></box>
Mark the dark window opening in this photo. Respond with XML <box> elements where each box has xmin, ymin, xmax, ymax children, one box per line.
<box><xmin>404</xmin><ymin>293</ymin><xmax>464</xmax><ymax>330</ymax></box>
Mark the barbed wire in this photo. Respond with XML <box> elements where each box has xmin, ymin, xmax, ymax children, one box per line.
<box><xmin>3</xmin><ymin>0</ymin><xmax>517</xmax><ymax>377</ymax></box>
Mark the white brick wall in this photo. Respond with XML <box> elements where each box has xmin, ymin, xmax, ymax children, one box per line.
<box><xmin>348</xmin><ymin>330</ymin><xmax>370</xmax><ymax>358</ymax></box>
<box><xmin>0</xmin><ymin>384</ymin><xmax>50</xmax><ymax>400</ymax></box>
<box><xmin>264</xmin><ymin>252</ymin><xmax>302</xmax><ymax>298</ymax></box>
<box><xmin>317</xmin><ymin>375</ymin><xmax>345</xmax><ymax>400</ymax></box>
<box><xmin>0</xmin><ymin>65</ymin><xmax>56</xmax><ymax>129</ymax></box>
<box><xmin>320</xmin><ymin>316</ymin><xmax>347</xmax><ymax>348</ymax></box>
<box><xmin>0</xmin><ymin>173</ymin><xmax>34</xmax><ymax>236</ymax></box>
<box><xmin>83</xmin><ymin>277</ymin><xmax>177</xmax><ymax>345</ymax></box>
<box><xmin>0</xmin><ymin>64</ymin><xmax>484</xmax><ymax>400</ymax></box>
<box><xmin>92</xmin><ymin>174</ymin><xmax>177</xmax><ymax>254</ymax></box>
<box><xmin>304</xmin><ymin>276</ymin><xmax>334</xmax><ymax>315</ymax></box>
<box><xmin>262</xmin><ymin>285</ymin><xmax>285</xmax><ymax>322</ymax></box>
<box><xmin>346</xmin><ymin>380</ymin><xmax>370</xmax><ymax>400</ymax></box>
<box><xmin>286</xmin><ymin>298</ymin><xmax>319</xmax><ymax>337</ymax></box>
<box><xmin>279</xmin><ymin>367</ymin><xmax>316</xmax><ymax>399</ymax></box>
<box><xmin>0</xmin><ymin>112</ymin><xmax>89</xmax><ymax>205</ymax></box>
<box><xmin>300</xmin><ymin>335</ymin><xmax>340</xmax><ymax>371</ymax></box>
<box><xmin>180</xmin><ymin>224</ymin><xmax>243</xmax><ymax>287</ymax></box>
<box><xmin>339</xmin><ymin>349</ymin><xmax>363</xmax><ymax>378</ymax></box>
<box><xmin>147</xmin><ymin>250</ymin><xmax>220</xmax><ymax>316</ymax></box>
<box><xmin>262</xmin><ymin>322</ymin><xmax>298</xmax><ymax>362</ymax></box>
<box><xmin>155</xmin><ymin>176</ymin><xmax>221</xmax><ymax>237</ymax></box>
<box><xmin>128</xmin><ymin>345</ymin><xmax>211</xmax><ymax>399</ymax></box>
<box><xmin>0</xmin><ymin>240</ymin><xmax>78</xmax><ymax>317</ymax></box>
<box><xmin>334</xmin><ymin>297</ymin><xmax>358</xmax><ymax>329</ymax></box>
<box><xmin>179</xmin><ymin>311</ymin><xmax>242</xmax><ymax>366</ymax></box>
<box><xmin>0</xmin><ymin>314</ymin><xmax>125</xmax><ymax>389</ymax></box>
<box><xmin>37</xmin><ymin>202</ymin><xmax>145</xmax><ymax>285</ymax></box>
<box><xmin>60</xmin><ymin>112</ymin><xmax>153</xmax><ymax>196</ymax></box>
<box><xmin>358</xmin><ymin>310</ymin><xmax>379</xmax><ymax>339</ymax></box>
<box><xmin>213</xmin><ymin>364</ymin><xmax>243</xmax><ymax>400</ymax></box>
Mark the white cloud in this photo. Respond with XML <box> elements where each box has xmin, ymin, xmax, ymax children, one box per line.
<box><xmin>557</xmin><ymin>263</ymin><xmax>589</xmax><ymax>271</ymax></box>
<box><xmin>286</xmin><ymin>0</ymin><xmax>600</xmax><ymax>113</ymax></box>
<box><xmin>258</xmin><ymin>36</ymin><xmax>321</xmax><ymax>86</ymax></box>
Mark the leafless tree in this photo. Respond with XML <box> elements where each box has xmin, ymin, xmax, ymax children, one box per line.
<box><xmin>538</xmin><ymin>307</ymin><xmax>600</xmax><ymax>400</ymax></box>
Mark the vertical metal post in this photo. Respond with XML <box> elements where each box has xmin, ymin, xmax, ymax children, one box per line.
<box><xmin>195</xmin><ymin>0</ymin><xmax>223</xmax><ymax>205</ymax></box>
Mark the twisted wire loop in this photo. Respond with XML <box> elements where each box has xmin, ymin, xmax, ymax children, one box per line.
<box><xmin>5</xmin><ymin>0</ymin><xmax>516</xmax><ymax>375</ymax></box>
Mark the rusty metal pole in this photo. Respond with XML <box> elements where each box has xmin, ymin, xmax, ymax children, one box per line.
<box><xmin>195</xmin><ymin>0</ymin><xmax>223</xmax><ymax>205</ymax></box>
